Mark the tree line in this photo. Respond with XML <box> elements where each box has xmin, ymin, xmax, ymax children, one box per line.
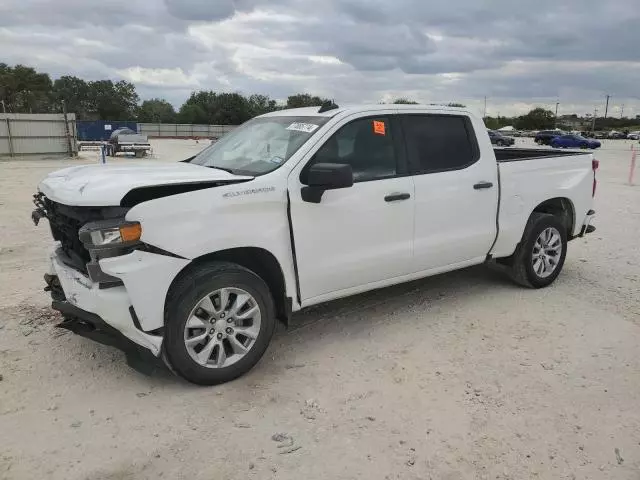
<box><xmin>0</xmin><ymin>63</ymin><xmax>469</xmax><ymax>125</ymax></box>
<box><xmin>485</xmin><ymin>107</ymin><xmax>640</xmax><ymax>131</ymax></box>
<box><xmin>4</xmin><ymin>63</ymin><xmax>638</xmax><ymax>129</ymax></box>
<box><xmin>0</xmin><ymin>63</ymin><xmax>336</xmax><ymax>123</ymax></box>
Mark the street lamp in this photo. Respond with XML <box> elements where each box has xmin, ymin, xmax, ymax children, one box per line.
<box><xmin>554</xmin><ymin>102</ymin><xmax>559</xmax><ymax>128</ymax></box>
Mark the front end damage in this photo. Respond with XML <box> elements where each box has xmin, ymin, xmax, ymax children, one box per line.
<box><xmin>33</xmin><ymin>193</ymin><xmax>189</xmax><ymax>364</ymax></box>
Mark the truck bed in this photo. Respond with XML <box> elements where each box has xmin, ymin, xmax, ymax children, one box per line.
<box><xmin>495</xmin><ymin>148</ymin><xmax>587</xmax><ymax>162</ymax></box>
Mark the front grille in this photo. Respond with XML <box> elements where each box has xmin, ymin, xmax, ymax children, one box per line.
<box><xmin>33</xmin><ymin>193</ymin><xmax>128</xmax><ymax>274</ymax></box>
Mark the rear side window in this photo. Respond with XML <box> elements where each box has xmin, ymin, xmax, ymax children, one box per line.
<box><xmin>401</xmin><ymin>115</ymin><xmax>479</xmax><ymax>174</ymax></box>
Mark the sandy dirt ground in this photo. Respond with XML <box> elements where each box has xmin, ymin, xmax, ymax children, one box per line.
<box><xmin>1</xmin><ymin>139</ymin><xmax>639</xmax><ymax>480</ymax></box>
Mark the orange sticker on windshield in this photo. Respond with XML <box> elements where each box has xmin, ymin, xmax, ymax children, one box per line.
<box><xmin>373</xmin><ymin>120</ymin><xmax>386</xmax><ymax>135</ymax></box>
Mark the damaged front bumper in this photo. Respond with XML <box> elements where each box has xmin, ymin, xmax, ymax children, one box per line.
<box><xmin>46</xmin><ymin>247</ymin><xmax>189</xmax><ymax>357</ymax></box>
<box><xmin>51</xmin><ymin>294</ymin><xmax>161</xmax><ymax>374</ymax></box>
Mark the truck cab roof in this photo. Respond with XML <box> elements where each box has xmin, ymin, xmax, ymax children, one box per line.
<box><xmin>258</xmin><ymin>104</ymin><xmax>469</xmax><ymax>119</ymax></box>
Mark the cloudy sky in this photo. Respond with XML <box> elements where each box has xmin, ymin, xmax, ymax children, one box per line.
<box><xmin>2</xmin><ymin>0</ymin><xmax>639</xmax><ymax>117</ymax></box>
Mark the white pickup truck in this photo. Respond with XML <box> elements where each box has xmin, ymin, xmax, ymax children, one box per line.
<box><xmin>33</xmin><ymin>104</ymin><xmax>598</xmax><ymax>384</ymax></box>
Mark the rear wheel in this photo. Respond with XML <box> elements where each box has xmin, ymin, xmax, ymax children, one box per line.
<box><xmin>510</xmin><ymin>213</ymin><xmax>567</xmax><ymax>288</ymax></box>
<box><xmin>163</xmin><ymin>262</ymin><xmax>276</xmax><ymax>385</ymax></box>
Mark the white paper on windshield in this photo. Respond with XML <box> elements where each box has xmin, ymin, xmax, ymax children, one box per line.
<box><xmin>286</xmin><ymin>122</ymin><xmax>319</xmax><ymax>133</ymax></box>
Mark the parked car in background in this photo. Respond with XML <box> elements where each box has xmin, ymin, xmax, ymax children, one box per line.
<box><xmin>535</xmin><ymin>130</ymin><xmax>564</xmax><ymax>145</ymax></box>
<box><xmin>488</xmin><ymin>130</ymin><xmax>515</xmax><ymax>146</ymax></box>
<box><xmin>106</xmin><ymin>128</ymin><xmax>152</xmax><ymax>158</ymax></box>
<box><xmin>607</xmin><ymin>131</ymin><xmax>627</xmax><ymax>140</ymax></box>
<box><xmin>627</xmin><ymin>131</ymin><xmax>640</xmax><ymax>140</ymax></box>
<box><xmin>550</xmin><ymin>134</ymin><xmax>601</xmax><ymax>149</ymax></box>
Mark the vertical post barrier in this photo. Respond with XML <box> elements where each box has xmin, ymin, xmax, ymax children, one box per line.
<box><xmin>5</xmin><ymin>117</ymin><xmax>14</xmax><ymax>158</ymax></box>
<box><xmin>630</xmin><ymin>144</ymin><xmax>637</xmax><ymax>186</ymax></box>
<box><xmin>99</xmin><ymin>144</ymin><xmax>106</xmax><ymax>164</ymax></box>
<box><xmin>62</xmin><ymin>100</ymin><xmax>74</xmax><ymax>157</ymax></box>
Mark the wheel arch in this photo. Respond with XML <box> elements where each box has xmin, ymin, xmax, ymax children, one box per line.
<box><xmin>166</xmin><ymin>247</ymin><xmax>291</xmax><ymax>327</ymax></box>
<box><xmin>531</xmin><ymin>197</ymin><xmax>575</xmax><ymax>236</ymax></box>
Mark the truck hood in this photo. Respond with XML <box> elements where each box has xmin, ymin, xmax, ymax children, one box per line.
<box><xmin>38</xmin><ymin>162</ymin><xmax>252</xmax><ymax>206</ymax></box>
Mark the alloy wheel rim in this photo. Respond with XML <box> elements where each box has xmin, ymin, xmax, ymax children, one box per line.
<box><xmin>183</xmin><ymin>287</ymin><xmax>261</xmax><ymax>368</ymax></box>
<box><xmin>531</xmin><ymin>227</ymin><xmax>562</xmax><ymax>278</ymax></box>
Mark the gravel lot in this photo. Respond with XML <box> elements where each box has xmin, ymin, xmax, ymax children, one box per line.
<box><xmin>1</xmin><ymin>138</ymin><xmax>639</xmax><ymax>480</ymax></box>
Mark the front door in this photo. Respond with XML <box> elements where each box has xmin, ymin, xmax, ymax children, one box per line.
<box><xmin>288</xmin><ymin>114</ymin><xmax>415</xmax><ymax>303</ymax></box>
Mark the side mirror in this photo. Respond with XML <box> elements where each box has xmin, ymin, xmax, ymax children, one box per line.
<box><xmin>301</xmin><ymin>163</ymin><xmax>354</xmax><ymax>203</ymax></box>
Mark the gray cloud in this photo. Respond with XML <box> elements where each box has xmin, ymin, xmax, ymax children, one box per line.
<box><xmin>1</xmin><ymin>0</ymin><xmax>639</xmax><ymax>116</ymax></box>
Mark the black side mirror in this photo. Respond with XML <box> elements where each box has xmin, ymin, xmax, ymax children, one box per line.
<box><xmin>301</xmin><ymin>163</ymin><xmax>354</xmax><ymax>203</ymax></box>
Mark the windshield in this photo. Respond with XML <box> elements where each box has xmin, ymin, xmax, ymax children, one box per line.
<box><xmin>190</xmin><ymin>116</ymin><xmax>329</xmax><ymax>175</ymax></box>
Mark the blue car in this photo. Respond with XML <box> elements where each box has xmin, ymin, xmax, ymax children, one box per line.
<box><xmin>550</xmin><ymin>134</ymin><xmax>601</xmax><ymax>149</ymax></box>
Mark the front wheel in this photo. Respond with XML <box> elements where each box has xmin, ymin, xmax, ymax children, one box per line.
<box><xmin>510</xmin><ymin>213</ymin><xmax>567</xmax><ymax>288</ymax></box>
<box><xmin>163</xmin><ymin>262</ymin><xmax>276</xmax><ymax>385</ymax></box>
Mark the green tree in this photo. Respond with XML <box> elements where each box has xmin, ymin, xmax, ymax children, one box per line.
<box><xmin>177</xmin><ymin>103</ymin><xmax>207</xmax><ymax>124</ymax></box>
<box><xmin>86</xmin><ymin>80</ymin><xmax>139</xmax><ymax>119</ymax></box>
<box><xmin>286</xmin><ymin>93</ymin><xmax>329</xmax><ymax>108</ymax></box>
<box><xmin>178</xmin><ymin>91</ymin><xmax>258</xmax><ymax>125</ymax></box>
<box><xmin>52</xmin><ymin>76</ymin><xmax>90</xmax><ymax>118</ymax></box>
<box><xmin>515</xmin><ymin>108</ymin><xmax>555</xmax><ymax>130</ymax></box>
<box><xmin>138</xmin><ymin>98</ymin><xmax>176</xmax><ymax>123</ymax></box>
<box><xmin>447</xmin><ymin>102</ymin><xmax>466</xmax><ymax>108</ymax></box>
<box><xmin>0</xmin><ymin>63</ymin><xmax>53</xmax><ymax>113</ymax></box>
<box><xmin>392</xmin><ymin>98</ymin><xmax>418</xmax><ymax>104</ymax></box>
<box><xmin>248</xmin><ymin>94</ymin><xmax>279</xmax><ymax>116</ymax></box>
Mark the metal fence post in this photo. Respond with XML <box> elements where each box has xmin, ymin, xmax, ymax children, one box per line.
<box><xmin>5</xmin><ymin>117</ymin><xmax>14</xmax><ymax>157</ymax></box>
<box><xmin>61</xmin><ymin>100</ymin><xmax>74</xmax><ymax>157</ymax></box>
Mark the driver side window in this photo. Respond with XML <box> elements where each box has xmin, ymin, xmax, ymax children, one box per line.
<box><xmin>302</xmin><ymin>116</ymin><xmax>397</xmax><ymax>183</ymax></box>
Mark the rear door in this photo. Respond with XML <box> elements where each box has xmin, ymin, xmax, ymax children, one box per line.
<box><xmin>288</xmin><ymin>114</ymin><xmax>415</xmax><ymax>302</ymax></box>
<box><xmin>400</xmin><ymin>113</ymin><xmax>498</xmax><ymax>271</ymax></box>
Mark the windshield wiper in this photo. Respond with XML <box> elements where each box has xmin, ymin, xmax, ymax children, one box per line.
<box><xmin>206</xmin><ymin>165</ymin><xmax>236</xmax><ymax>175</ymax></box>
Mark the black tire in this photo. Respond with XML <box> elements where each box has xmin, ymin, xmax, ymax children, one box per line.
<box><xmin>134</xmin><ymin>150</ymin><xmax>144</xmax><ymax>158</ymax></box>
<box><xmin>496</xmin><ymin>140</ymin><xmax>504</xmax><ymax>147</ymax></box>
<box><xmin>510</xmin><ymin>213</ymin><xmax>567</xmax><ymax>288</ymax></box>
<box><xmin>163</xmin><ymin>262</ymin><xmax>276</xmax><ymax>385</ymax></box>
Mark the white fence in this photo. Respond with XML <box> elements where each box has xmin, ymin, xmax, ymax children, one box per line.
<box><xmin>138</xmin><ymin>123</ymin><xmax>236</xmax><ymax>139</ymax></box>
<box><xmin>0</xmin><ymin>113</ymin><xmax>77</xmax><ymax>157</ymax></box>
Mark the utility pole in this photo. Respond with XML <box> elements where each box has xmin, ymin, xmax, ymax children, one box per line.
<box><xmin>483</xmin><ymin>96</ymin><xmax>487</xmax><ymax>119</ymax></box>
<box><xmin>604</xmin><ymin>94</ymin><xmax>610</xmax><ymax>119</ymax></box>
<box><xmin>554</xmin><ymin>102</ymin><xmax>559</xmax><ymax>127</ymax></box>
<box><xmin>591</xmin><ymin>107</ymin><xmax>598</xmax><ymax>132</ymax></box>
<box><xmin>620</xmin><ymin>104</ymin><xmax>624</xmax><ymax>118</ymax></box>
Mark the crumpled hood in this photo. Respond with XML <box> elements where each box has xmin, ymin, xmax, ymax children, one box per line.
<box><xmin>38</xmin><ymin>162</ymin><xmax>252</xmax><ymax>206</ymax></box>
